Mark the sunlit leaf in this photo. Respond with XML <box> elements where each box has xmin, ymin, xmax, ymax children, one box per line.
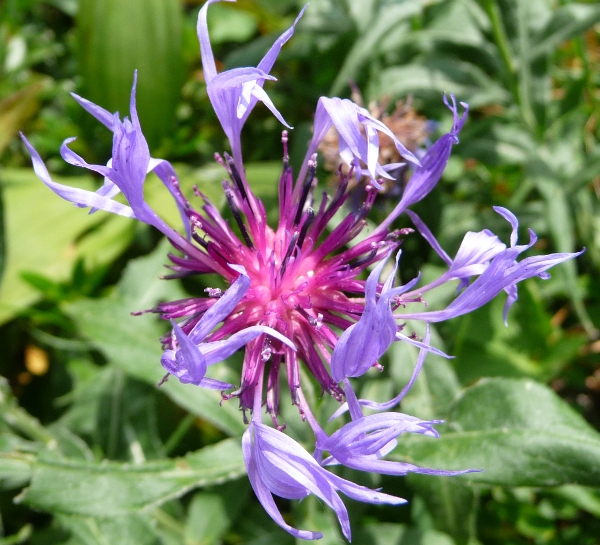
<box><xmin>64</xmin><ymin>240</ymin><xmax>246</xmax><ymax>436</ymax></box>
<box><xmin>21</xmin><ymin>438</ymin><xmax>244</xmax><ymax>516</ymax></box>
<box><xmin>0</xmin><ymin>169</ymin><xmax>134</xmax><ymax>324</ymax></box>
<box><xmin>77</xmin><ymin>0</ymin><xmax>183</xmax><ymax>149</ymax></box>
<box><xmin>394</xmin><ymin>378</ymin><xmax>600</xmax><ymax>487</ymax></box>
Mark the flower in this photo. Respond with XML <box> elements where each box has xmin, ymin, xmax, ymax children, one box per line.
<box><xmin>22</xmin><ymin>0</ymin><xmax>581</xmax><ymax>540</ymax></box>
<box><xmin>305</xmin><ymin>97</ymin><xmax>421</xmax><ymax>188</ymax></box>
<box><xmin>400</xmin><ymin>206</ymin><xmax>583</xmax><ymax>325</ymax></box>
<box><xmin>318</xmin><ymin>377</ymin><xmax>480</xmax><ymax>479</ymax></box>
<box><xmin>243</xmin><ymin>419</ymin><xmax>405</xmax><ymax>541</ymax></box>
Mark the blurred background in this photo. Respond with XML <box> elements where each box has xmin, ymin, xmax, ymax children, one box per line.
<box><xmin>1</xmin><ymin>0</ymin><xmax>600</xmax><ymax>543</ymax></box>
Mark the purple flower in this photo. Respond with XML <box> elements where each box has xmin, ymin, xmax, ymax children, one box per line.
<box><xmin>20</xmin><ymin>72</ymin><xmax>203</xmax><ymax>266</ymax></box>
<box><xmin>22</xmin><ymin>1</ymin><xmax>581</xmax><ymax>540</ymax></box>
<box><xmin>401</xmin><ymin>207</ymin><xmax>583</xmax><ymax>324</ymax></box>
<box><xmin>374</xmin><ymin>94</ymin><xmax>468</xmax><ymax>234</ymax></box>
<box><xmin>318</xmin><ymin>378</ymin><xmax>480</xmax><ymax>479</ymax></box>
<box><xmin>407</xmin><ymin>209</ymin><xmax>507</xmax><ymax>291</ymax></box>
<box><xmin>198</xmin><ymin>0</ymin><xmax>305</xmax><ymax>171</ymax></box>
<box><xmin>302</xmin><ymin>97</ymin><xmax>420</xmax><ymax>188</ymax></box>
<box><xmin>243</xmin><ymin>420</ymin><xmax>405</xmax><ymax>541</ymax></box>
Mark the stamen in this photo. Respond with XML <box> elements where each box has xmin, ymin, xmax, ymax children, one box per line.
<box><xmin>204</xmin><ymin>287</ymin><xmax>222</xmax><ymax>298</ymax></box>
<box><xmin>223</xmin><ymin>183</ymin><xmax>254</xmax><ymax>248</ymax></box>
<box><xmin>168</xmin><ymin>175</ymin><xmax>190</xmax><ymax>208</ymax></box>
<box><xmin>282</xmin><ymin>130</ymin><xmax>289</xmax><ymax>168</ymax></box>
<box><xmin>192</xmin><ymin>232</ymin><xmax>208</xmax><ymax>248</ymax></box>
<box><xmin>294</xmin><ymin>154</ymin><xmax>317</xmax><ymax>226</ymax></box>
<box><xmin>280</xmin><ymin>232</ymin><xmax>299</xmax><ymax>278</ymax></box>
<box><xmin>296</xmin><ymin>207</ymin><xmax>314</xmax><ymax>249</ymax></box>
<box><xmin>224</xmin><ymin>152</ymin><xmax>250</xmax><ymax>204</ymax></box>
<box><xmin>349</xmin><ymin>247</ymin><xmax>378</xmax><ymax>269</ymax></box>
<box><xmin>294</xmin><ymin>305</ymin><xmax>322</xmax><ymax>329</ymax></box>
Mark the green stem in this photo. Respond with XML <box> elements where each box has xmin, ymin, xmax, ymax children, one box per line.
<box><xmin>483</xmin><ymin>0</ymin><xmax>535</xmax><ymax>131</ymax></box>
<box><xmin>164</xmin><ymin>413</ymin><xmax>195</xmax><ymax>455</ymax></box>
<box><xmin>106</xmin><ymin>368</ymin><xmax>124</xmax><ymax>459</ymax></box>
<box><xmin>483</xmin><ymin>0</ymin><xmax>515</xmax><ymax>78</ymax></box>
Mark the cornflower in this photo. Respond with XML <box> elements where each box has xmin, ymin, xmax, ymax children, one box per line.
<box><xmin>21</xmin><ymin>0</ymin><xmax>582</xmax><ymax>540</ymax></box>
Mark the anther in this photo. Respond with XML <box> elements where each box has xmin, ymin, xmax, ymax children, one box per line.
<box><xmin>192</xmin><ymin>232</ymin><xmax>208</xmax><ymax>248</ymax></box>
<box><xmin>294</xmin><ymin>155</ymin><xmax>317</xmax><ymax>226</ymax></box>
<box><xmin>204</xmin><ymin>287</ymin><xmax>222</xmax><ymax>298</ymax></box>
<box><xmin>296</xmin><ymin>207</ymin><xmax>314</xmax><ymax>249</ymax></box>
<box><xmin>280</xmin><ymin>232</ymin><xmax>299</xmax><ymax>278</ymax></box>
<box><xmin>295</xmin><ymin>306</ymin><xmax>322</xmax><ymax>329</ymax></box>
<box><xmin>349</xmin><ymin>247</ymin><xmax>378</xmax><ymax>269</ymax></box>
<box><xmin>223</xmin><ymin>182</ymin><xmax>254</xmax><ymax>249</ymax></box>
<box><xmin>282</xmin><ymin>130</ymin><xmax>289</xmax><ymax>168</ymax></box>
<box><xmin>223</xmin><ymin>153</ymin><xmax>250</xmax><ymax>203</ymax></box>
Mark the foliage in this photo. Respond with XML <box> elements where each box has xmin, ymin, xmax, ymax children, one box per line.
<box><xmin>0</xmin><ymin>0</ymin><xmax>599</xmax><ymax>543</ymax></box>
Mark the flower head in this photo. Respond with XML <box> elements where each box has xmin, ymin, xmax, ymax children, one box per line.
<box><xmin>244</xmin><ymin>420</ymin><xmax>405</xmax><ymax>541</ymax></box>
<box><xmin>307</xmin><ymin>97</ymin><xmax>421</xmax><ymax>188</ymax></box>
<box><xmin>22</xmin><ymin>1</ymin><xmax>581</xmax><ymax>540</ymax></box>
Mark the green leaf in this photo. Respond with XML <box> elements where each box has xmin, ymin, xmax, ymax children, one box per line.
<box><xmin>387</xmin><ymin>324</ymin><xmax>473</xmax><ymax>545</ymax></box>
<box><xmin>21</xmin><ymin>438</ymin><xmax>244</xmax><ymax>516</ymax></box>
<box><xmin>207</xmin><ymin>4</ymin><xmax>258</xmax><ymax>44</ymax></box>
<box><xmin>0</xmin><ymin>80</ymin><xmax>45</xmax><ymax>156</ymax></box>
<box><xmin>330</xmin><ymin>1</ymin><xmax>431</xmax><ymax>96</ymax></box>
<box><xmin>185</xmin><ymin>480</ymin><xmax>250</xmax><ymax>545</ymax></box>
<box><xmin>293</xmin><ymin>494</ymin><xmax>344</xmax><ymax>545</ymax></box>
<box><xmin>394</xmin><ymin>378</ymin><xmax>600</xmax><ymax>487</ymax></box>
<box><xmin>77</xmin><ymin>0</ymin><xmax>183</xmax><ymax>149</ymax></box>
<box><xmin>527</xmin><ymin>4</ymin><xmax>600</xmax><ymax>63</ymax></box>
<box><xmin>56</xmin><ymin>513</ymin><xmax>161</xmax><ymax>545</ymax></box>
<box><xmin>374</xmin><ymin>61</ymin><xmax>511</xmax><ymax>109</ymax></box>
<box><xmin>63</xmin><ymin>240</ymin><xmax>246</xmax><ymax>436</ymax></box>
<box><xmin>450</xmin><ymin>289</ymin><xmax>585</xmax><ymax>384</ymax></box>
<box><xmin>0</xmin><ymin>452</ymin><xmax>33</xmax><ymax>489</ymax></box>
<box><xmin>0</xmin><ymin>524</ymin><xmax>32</xmax><ymax>545</ymax></box>
<box><xmin>0</xmin><ymin>168</ymin><xmax>135</xmax><ymax>325</ymax></box>
<box><xmin>407</xmin><ymin>474</ymin><xmax>475</xmax><ymax>545</ymax></box>
<box><xmin>388</xmin><ymin>322</ymin><xmax>460</xmax><ymax>421</ymax></box>
<box><xmin>0</xmin><ymin>179</ymin><xmax>5</xmax><ymax>289</ymax></box>
<box><xmin>353</xmin><ymin>523</ymin><xmax>456</xmax><ymax>545</ymax></box>
<box><xmin>551</xmin><ymin>485</ymin><xmax>600</xmax><ymax>518</ymax></box>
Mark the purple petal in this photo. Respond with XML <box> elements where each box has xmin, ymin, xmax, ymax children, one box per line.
<box><xmin>329</xmin><ymin>326</ymin><xmax>434</xmax><ymax>419</ymax></box>
<box><xmin>200</xmin><ymin>325</ymin><xmax>296</xmax><ymax>365</ymax></box>
<box><xmin>21</xmin><ymin>134</ymin><xmax>135</xmax><ymax>218</ymax></box>
<box><xmin>172</xmin><ymin>320</ymin><xmax>208</xmax><ymax>384</ymax></box>
<box><xmin>331</xmin><ymin>251</ymin><xmax>416</xmax><ymax>381</ymax></box>
<box><xmin>383</xmin><ymin>96</ymin><xmax>468</xmax><ymax>221</ymax></box>
<box><xmin>242</xmin><ymin>428</ymin><xmax>323</xmax><ymax>540</ymax></box>
<box><xmin>249</xmin><ymin>422</ymin><xmax>409</xmax><ymax>541</ymax></box>
<box><xmin>210</xmin><ymin>67</ymin><xmax>276</xmax><ymax>91</ymax></box>
<box><xmin>188</xmin><ymin>266</ymin><xmax>250</xmax><ymax>342</ymax></box>
<box><xmin>403</xmin><ymin>247</ymin><xmax>583</xmax><ymax>323</ymax></box>
<box><xmin>60</xmin><ymin>138</ymin><xmax>112</xmax><ymax>178</ymax></box>
<box><xmin>197</xmin><ymin>377</ymin><xmax>234</xmax><ymax>390</ymax></box>
<box><xmin>197</xmin><ymin>0</ymin><xmax>233</xmax><ymax>84</ymax></box>
<box><xmin>70</xmin><ymin>92</ymin><xmax>115</xmax><ymax>130</ymax></box>
<box><xmin>406</xmin><ymin>210</ymin><xmax>452</xmax><ymax>266</ymax></box>
<box><xmin>493</xmin><ymin>205</ymin><xmax>519</xmax><ymax>247</ymax></box>
<box><xmin>150</xmin><ymin>159</ymin><xmax>191</xmax><ymax>237</ymax></box>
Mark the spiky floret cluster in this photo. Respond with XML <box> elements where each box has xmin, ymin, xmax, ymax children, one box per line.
<box><xmin>21</xmin><ymin>1</ymin><xmax>581</xmax><ymax>540</ymax></box>
<box><xmin>155</xmin><ymin>137</ymin><xmax>412</xmax><ymax>423</ymax></box>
